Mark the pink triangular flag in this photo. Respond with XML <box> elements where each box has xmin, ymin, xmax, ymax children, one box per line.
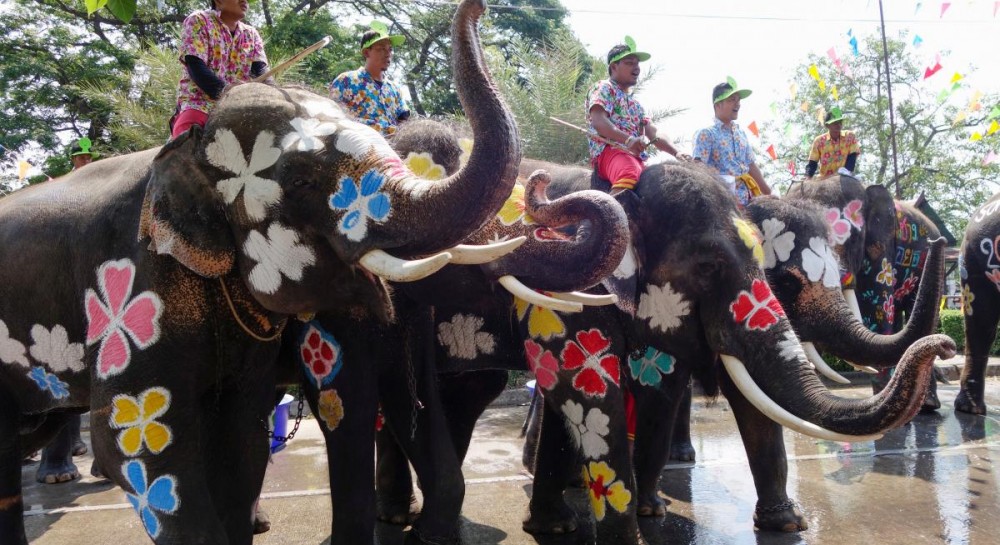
<box><xmin>995</xmin><ymin>1</ymin><xmax>999</xmax><ymax>18</ymax></box>
<box><xmin>940</xmin><ymin>2</ymin><xmax>951</xmax><ymax>18</ymax></box>
<box><xmin>983</xmin><ymin>151</ymin><xmax>998</xmax><ymax>166</ymax></box>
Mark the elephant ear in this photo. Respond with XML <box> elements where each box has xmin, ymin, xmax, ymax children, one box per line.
<box><xmin>863</xmin><ymin>184</ymin><xmax>896</xmax><ymax>262</ymax></box>
<box><xmin>138</xmin><ymin>126</ymin><xmax>236</xmax><ymax>278</ymax></box>
<box><xmin>602</xmin><ymin>215</ymin><xmax>645</xmax><ymax>316</ymax></box>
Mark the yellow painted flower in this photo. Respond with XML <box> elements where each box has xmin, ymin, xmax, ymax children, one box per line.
<box><xmin>403</xmin><ymin>151</ymin><xmax>446</xmax><ymax>181</ymax></box>
<box><xmin>582</xmin><ymin>461</ymin><xmax>632</xmax><ymax>521</ymax></box>
<box><xmin>962</xmin><ymin>284</ymin><xmax>975</xmax><ymax>316</ymax></box>
<box><xmin>497</xmin><ymin>185</ymin><xmax>529</xmax><ymax>225</ymax></box>
<box><xmin>318</xmin><ymin>389</ymin><xmax>345</xmax><ymax>431</ymax></box>
<box><xmin>515</xmin><ymin>297</ymin><xmax>566</xmax><ymax>340</ymax></box>
<box><xmin>110</xmin><ymin>387</ymin><xmax>173</xmax><ymax>456</ymax></box>
<box><xmin>733</xmin><ymin>217</ymin><xmax>764</xmax><ymax>267</ymax></box>
<box><xmin>458</xmin><ymin>137</ymin><xmax>473</xmax><ymax>167</ymax></box>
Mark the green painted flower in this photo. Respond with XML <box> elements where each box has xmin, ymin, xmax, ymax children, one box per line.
<box><xmin>628</xmin><ymin>347</ymin><xmax>675</xmax><ymax>387</ymax></box>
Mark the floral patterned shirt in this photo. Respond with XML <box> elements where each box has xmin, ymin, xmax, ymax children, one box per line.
<box><xmin>585</xmin><ymin>79</ymin><xmax>650</xmax><ymax>163</ymax></box>
<box><xmin>329</xmin><ymin>68</ymin><xmax>410</xmax><ymax>136</ymax></box>
<box><xmin>176</xmin><ymin>10</ymin><xmax>267</xmax><ymax>115</ymax></box>
<box><xmin>693</xmin><ymin>118</ymin><xmax>755</xmax><ymax>177</ymax></box>
<box><xmin>808</xmin><ymin>130</ymin><xmax>861</xmax><ymax>177</ymax></box>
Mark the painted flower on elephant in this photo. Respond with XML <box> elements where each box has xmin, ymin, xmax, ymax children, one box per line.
<box><xmin>962</xmin><ymin>284</ymin><xmax>975</xmax><ymax>315</ymax></box>
<box><xmin>776</xmin><ymin>330</ymin><xmax>807</xmax><ymax>365</ymax></box>
<box><xmin>515</xmin><ymin>297</ymin><xmax>566</xmax><ymax>340</ymax></box>
<box><xmin>637</xmin><ymin>282</ymin><xmax>690</xmax><ymax>333</ymax></box>
<box><xmin>330</xmin><ymin>169</ymin><xmax>392</xmax><ymax>242</ymax></box>
<box><xmin>986</xmin><ymin>268</ymin><xmax>1000</xmax><ymax>294</ymax></box>
<box><xmin>876</xmin><ymin>257</ymin><xmax>894</xmax><ymax>287</ymax></box>
<box><xmin>496</xmin><ymin>185</ymin><xmax>535</xmax><ymax>226</ymax></box>
<box><xmin>110</xmin><ymin>387</ymin><xmax>173</xmax><ymax>456</ymax></box>
<box><xmin>628</xmin><ymin>347</ymin><xmax>675</xmax><ymax>387</ymax></box>
<box><xmin>282</xmin><ymin>117</ymin><xmax>338</xmax><ymax>152</ymax></box>
<box><xmin>560</xmin><ymin>329</ymin><xmax>620</xmax><ymax>397</ymax></box>
<box><xmin>734</xmin><ymin>217</ymin><xmax>765</xmax><ymax>267</ymax></box>
<box><xmin>27</xmin><ymin>367</ymin><xmax>69</xmax><ymax>399</ymax></box>
<box><xmin>730</xmin><ymin>279</ymin><xmax>785</xmax><ymax>332</ymax></box>
<box><xmin>243</xmin><ymin>223</ymin><xmax>316</xmax><ymax>295</ymax></box>
<box><xmin>206</xmin><ymin>129</ymin><xmax>282</xmax><ymax>223</ymax></box>
<box><xmin>29</xmin><ymin>324</ymin><xmax>84</xmax><ymax>373</ymax></box>
<box><xmin>122</xmin><ymin>459</ymin><xmax>179</xmax><ymax>540</ymax></box>
<box><xmin>582</xmin><ymin>461</ymin><xmax>631</xmax><ymax>521</ymax></box>
<box><xmin>823</xmin><ymin>200</ymin><xmax>864</xmax><ymax>246</ymax></box>
<box><xmin>524</xmin><ymin>339</ymin><xmax>559</xmax><ymax>390</ymax></box>
<box><xmin>843</xmin><ymin>199</ymin><xmax>864</xmax><ymax>228</ymax></box>
<box><xmin>85</xmin><ymin>259</ymin><xmax>164</xmax><ymax>380</ymax></box>
<box><xmin>760</xmin><ymin>218</ymin><xmax>795</xmax><ymax>269</ymax></box>
<box><xmin>333</xmin><ymin>120</ymin><xmax>399</xmax><ymax>163</ymax></box>
<box><xmin>0</xmin><ymin>319</ymin><xmax>28</xmax><ymax>367</ymax></box>
<box><xmin>299</xmin><ymin>322</ymin><xmax>344</xmax><ymax>388</ymax></box>
<box><xmin>801</xmin><ymin>236</ymin><xmax>841</xmax><ymax>289</ymax></box>
<box><xmin>317</xmin><ymin>389</ymin><xmax>345</xmax><ymax>431</ymax></box>
<box><xmin>403</xmin><ymin>151</ymin><xmax>447</xmax><ymax>181</ymax></box>
<box><xmin>561</xmin><ymin>400</ymin><xmax>610</xmax><ymax>459</ymax></box>
<box><xmin>437</xmin><ymin>313</ymin><xmax>496</xmax><ymax>359</ymax></box>
<box><xmin>893</xmin><ymin>273</ymin><xmax>919</xmax><ymax>301</ymax></box>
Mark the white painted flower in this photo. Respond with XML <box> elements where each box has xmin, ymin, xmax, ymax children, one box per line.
<box><xmin>488</xmin><ymin>232</ymin><xmax>510</xmax><ymax>244</ymax></box>
<box><xmin>207</xmin><ymin>129</ymin><xmax>282</xmax><ymax>223</ymax></box>
<box><xmin>637</xmin><ymin>282</ymin><xmax>690</xmax><ymax>333</ymax></box>
<box><xmin>0</xmin><ymin>320</ymin><xmax>28</xmax><ymax>367</ymax></box>
<box><xmin>281</xmin><ymin>117</ymin><xmax>338</xmax><ymax>152</ymax></box>
<box><xmin>801</xmin><ymin>236</ymin><xmax>841</xmax><ymax>288</ymax></box>
<box><xmin>437</xmin><ymin>314</ymin><xmax>496</xmax><ymax>359</ymax></box>
<box><xmin>776</xmin><ymin>330</ymin><xmax>806</xmax><ymax>364</ymax></box>
<box><xmin>29</xmin><ymin>324</ymin><xmax>84</xmax><ymax>373</ymax></box>
<box><xmin>243</xmin><ymin>223</ymin><xmax>317</xmax><ymax>295</ymax></box>
<box><xmin>561</xmin><ymin>400</ymin><xmax>610</xmax><ymax>460</ymax></box>
<box><xmin>334</xmin><ymin>121</ymin><xmax>398</xmax><ymax>161</ymax></box>
<box><xmin>761</xmin><ymin>218</ymin><xmax>796</xmax><ymax>269</ymax></box>
<box><xmin>300</xmin><ymin>99</ymin><xmax>347</xmax><ymax>123</ymax></box>
<box><xmin>613</xmin><ymin>243</ymin><xmax>637</xmax><ymax>279</ymax></box>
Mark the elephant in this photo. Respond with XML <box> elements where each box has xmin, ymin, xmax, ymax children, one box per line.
<box><xmin>785</xmin><ymin>174</ymin><xmax>944</xmax><ymax>410</ymax></box>
<box><xmin>0</xmin><ymin>0</ymin><xmax>520</xmax><ymax>542</ymax></box>
<box><xmin>956</xmin><ymin>190</ymin><xmax>1000</xmax><ymax>414</ymax></box>
<box><xmin>279</xmin><ymin>118</ymin><xmax>629</xmax><ymax>545</ymax></box>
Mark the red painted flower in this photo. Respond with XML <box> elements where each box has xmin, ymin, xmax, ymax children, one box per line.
<box><xmin>730</xmin><ymin>279</ymin><xmax>785</xmax><ymax>331</ymax></box>
<box><xmin>883</xmin><ymin>296</ymin><xmax>896</xmax><ymax>324</ymax></box>
<box><xmin>299</xmin><ymin>323</ymin><xmax>343</xmax><ymax>388</ymax></box>
<box><xmin>893</xmin><ymin>274</ymin><xmax>919</xmax><ymax>301</ymax></box>
<box><xmin>524</xmin><ymin>340</ymin><xmax>559</xmax><ymax>390</ymax></box>
<box><xmin>560</xmin><ymin>329</ymin><xmax>620</xmax><ymax>397</ymax></box>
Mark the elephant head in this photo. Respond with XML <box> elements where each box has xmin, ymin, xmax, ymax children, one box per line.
<box><xmin>138</xmin><ymin>0</ymin><xmax>519</xmax><ymax>317</ymax></box>
<box><xmin>745</xmin><ymin>196</ymin><xmax>945</xmax><ymax>371</ymax></box>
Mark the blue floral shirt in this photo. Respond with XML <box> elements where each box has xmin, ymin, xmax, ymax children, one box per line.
<box><xmin>329</xmin><ymin>68</ymin><xmax>410</xmax><ymax>136</ymax></box>
<box><xmin>693</xmin><ymin>118</ymin><xmax>755</xmax><ymax>177</ymax></box>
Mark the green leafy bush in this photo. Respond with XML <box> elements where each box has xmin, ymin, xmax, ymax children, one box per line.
<box><xmin>938</xmin><ymin>308</ymin><xmax>1000</xmax><ymax>355</ymax></box>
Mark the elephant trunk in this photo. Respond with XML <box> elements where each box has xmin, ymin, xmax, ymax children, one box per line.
<box><xmin>480</xmin><ymin>171</ymin><xmax>629</xmax><ymax>292</ymax></box>
<box><xmin>376</xmin><ymin>0</ymin><xmax>520</xmax><ymax>257</ymax></box>
<box><xmin>796</xmin><ymin>238</ymin><xmax>945</xmax><ymax>367</ymax></box>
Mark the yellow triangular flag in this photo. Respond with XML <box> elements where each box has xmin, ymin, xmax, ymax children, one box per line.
<box><xmin>950</xmin><ymin>72</ymin><xmax>963</xmax><ymax>84</ymax></box>
<box><xmin>808</xmin><ymin>64</ymin><xmax>821</xmax><ymax>81</ymax></box>
<box><xmin>953</xmin><ymin>111</ymin><xmax>968</xmax><ymax>125</ymax></box>
<box><xmin>17</xmin><ymin>160</ymin><xmax>31</xmax><ymax>182</ymax></box>
<box><xmin>988</xmin><ymin>120</ymin><xmax>1000</xmax><ymax>136</ymax></box>
<box><xmin>972</xmin><ymin>132</ymin><xmax>983</xmax><ymax>141</ymax></box>
<box><xmin>800</xmin><ymin>101</ymin><xmax>810</xmax><ymax>112</ymax></box>
<box><xmin>831</xmin><ymin>85</ymin><xmax>839</xmax><ymax>100</ymax></box>
<box><xmin>816</xmin><ymin>106</ymin><xmax>827</xmax><ymax>124</ymax></box>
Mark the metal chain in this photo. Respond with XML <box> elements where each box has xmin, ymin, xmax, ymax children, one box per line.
<box><xmin>265</xmin><ymin>395</ymin><xmax>306</xmax><ymax>445</ymax></box>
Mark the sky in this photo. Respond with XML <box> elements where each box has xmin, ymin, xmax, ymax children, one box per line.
<box><xmin>557</xmin><ymin>0</ymin><xmax>1000</xmax><ymax>151</ymax></box>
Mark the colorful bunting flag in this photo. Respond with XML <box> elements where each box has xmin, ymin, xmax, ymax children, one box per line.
<box><xmin>915</xmin><ymin>2</ymin><xmax>923</xmax><ymax>15</ymax></box>
<box><xmin>831</xmin><ymin>85</ymin><xmax>839</xmax><ymax>101</ymax></box>
<box><xmin>747</xmin><ymin>121</ymin><xmax>760</xmax><ymax>138</ymax></box>
<box><xmin>988</xmin><ymin>120</ymin><xmax>1000</xmax><ymax>136</ymax></box>
<box><xmin>995</xmin><ymin>1</ymin><xmax>1000</xmax><ymax>18</ymax></box>
<box><xmin>784</xmin><ymin>122</ymin><xmax>792</xmax><ymax>137</ymax></box>
<box><xmin>913</xmin><ymin>35</ymin><xmax>924</xmax><ymax>48</ymax></box>
<box><xmin>953</xmin><ymin>111</ymin><xmax>968</xmax><ymax>125</ymax></box>
<box><xmin>847</xmin><ymin>29</ymin><xmax>859</xmax><ymax>56</ymax></box>
<box><xmin>800</xmin><ymin>101</ymin><xmax>810</xmax><ymax>113</ymax></box>
<box><xmin>766</xmin><ymin>144</ymin><xmax>777</xmax><ymax>161</ymax></box>
<box><xmin>988</xmin><ymin>106</ymin><xmax>1000</xmax><ymax>120</ymax></box>
<box><xmin>984</xmin><ymin>151</ymin><xmax>999</xmax><ymax>166</ymax></box>
<box><xmin>788</xmin><ymin>160</ymin><xmax>797</xmax><ymax>176</ymax></box>
<box><xmin>940</xmin><ymin>2</ymin><xmax>950</xmax><ymax>18</ymax></box>
<box><xmin>769</xmin><ymin>101</ymin><xmax>778</xmax><ymax>116</ymax></box>
<box><xmin>789</xmin><ymin>83</ymin><xmax>798</xmax><ymax>100</ymax></box>
<box><xmin>923</xmin><ymin>53</ymin><xmax>942</xmax><ymax>79</ymax></box>
<box><xmin>950</xmin><ymin>72</ymin><xmax>963</xmax><ymax>84</ymax></box>
<box><xmin>972</xmin><ymin>132</ymin><xmax>984</xmax><ymax>141</ymax></box>
<box><xmin>808</xmin><ymin>64</ymin><xmax>827</xmax><ymax>91</ymax></box>
<box><xmin>17</xmin><ymin>160</ymin><xmax>31</xmax><ymax>182</ymax></box>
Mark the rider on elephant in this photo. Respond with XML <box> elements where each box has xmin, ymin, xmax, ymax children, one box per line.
<box><xmin>329</xmin><ymin>21</ymin><xmax>411</xmax><ymax>137</ymax></box>
<box><xmin>693</xmin><ymin>77</ymin><xmax>772</xmax><ymax>206</ymax></box>
<box><xmin>586</xmin><ymin>36</ymin><xmax>689</xmax><ymax>197</ymax></box>
<box><xmin>170</xmin><ymin>0</ymin><xmax>269</xmax><ymax>139</ymax></box>
<box><xmin>806</xmin><ymin>107</ymin><xmax>860</xmax><ymax>179</ymax></box>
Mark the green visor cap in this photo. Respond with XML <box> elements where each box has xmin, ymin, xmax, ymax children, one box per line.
<box><xmin>713</xmin><ymin>76</ymin><xmax>753</xmax><ymax>104</ymax></box>
<box><xmin>825</xmin><ymin>107</ymin><xmax>845</xmax><ymax>124</ymax></box>
<box><xmin>362</xmin><ymin>21</ymin><xmax>405</xmax><ymax>50</ymax></box>
<box><xmin>609</xmin><ymin>36</ymin><xmax>651</xmax><ymax>64</ymax></box>
<box><xmin>70</xmin><ymin>137</ymin><xmax>99</xmax><ymax>158</ymax></box>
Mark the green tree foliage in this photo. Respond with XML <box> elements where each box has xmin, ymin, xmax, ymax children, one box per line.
<box><xmin>764</xmin><ymin>32</ymin><xmax>1000</xmax><ymax>235</ymax></box>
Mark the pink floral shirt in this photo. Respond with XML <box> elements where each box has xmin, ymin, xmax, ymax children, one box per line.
<box><xmin>176</xmin><ymin>10</ymin><xmax>267</xmax><ymax>114</ymax></box>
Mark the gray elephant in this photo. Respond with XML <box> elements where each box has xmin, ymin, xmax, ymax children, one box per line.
<box><xmin>956</xmin><ymin>190</ymin><xmax>1000</xmax><ymax>414</ymax></box>
<box><xmin>0</xmin><ymin>0</ymin><xmax>520</xmax><ymax>542</ymax></box>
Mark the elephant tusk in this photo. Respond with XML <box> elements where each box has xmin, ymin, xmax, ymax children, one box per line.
<box><xmin>843</xmin><ymin>288</ymin><xmax>863</xmax><ymax>322</ymax></box>
<box><xmin>720</xmin><ymin>354</ymin><xmax>883</xmax><ymax>442</ymax></box>
<box><xmin>802</xmin><ymin>342</ymin><xmax>852</xmax><ymax>385</ymax></box>
<box><xmin>448</xmin><ymin>236</ymin><xmax>527</xmax><ymax>265</ymax></box>
<box><xmin>845</xmin><ymin>361</ymin><xmax>879</xmax><ymax>374</ymax></box>
<box><xmin>498</xmin><ymin>275</ymin><xmax>583</xmax><ymax>313</ymax></box>
<box><xmin>550</xmin><ymin>291</ymin><xmax>619</xmax><ymax>306</ymax></box>
<box><xmin>359</xmin><ymin>249</ymin><xmax>452</xmax><ymax>282</ymax></box>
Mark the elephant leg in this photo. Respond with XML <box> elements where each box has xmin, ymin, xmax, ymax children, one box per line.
<box><xmin>720</xmin><ymin>372</ymin><xmax>807</xmax><ymax>533</ymax></box>
<box><xmin>35</xmin><ymin>416</ymin><xmax>80</xmax><ymax>484</ymax></box>
<box><xmin>0</xmin><ymin>393</ymin><xmax>28</xmax><ymax>545</ymax></box>
<box><xmin>956</xmin><ymin>276</ymin><xmax>1000</xmax><ymax>415</ymax></box>
<box><xmin>440</xmin><ymin>369</ymin><xmax>508</xmax><ymax>462</ymax></box>
<box><xmin>375</xmin><ymin>427</ymin><xmax>417</xmax><ymax>525</ymax></box>
<box><xmin>669</xmin><ymin>380</ymin><xmax>696</xmax><ymax>462</ymax></box>
<box><xmin>523</xmin><ymin>397</ymin><xmax>579</xmax><ymax>535</ymax></box>
<box><xmin>633</xmin><ymin>369</ymin><xmax>692</xmax><ymax>517</ymax></box>
<box><xmin>69</xmin><ymin>415</ymin><xmax>87</xmax><ymax>456</ymax></box>
<box><xmin>521</xmin><ymin>389</ymin><xmax>543</xmax><ymax>473</ymax></box>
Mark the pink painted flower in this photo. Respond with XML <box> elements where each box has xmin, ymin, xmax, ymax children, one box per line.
<box><xmin>560</xmin><ymin>329</ymin><xmax>620</xmax><ymax>398</ymax></box>
<box><xmin>843</xmin><ymin>199</ymin><xmax>864</xmax><ymax>229</ymax></box>
<box><xmin>894</xmin><ymin>274</ymin><xmax>919</xmax><ymax>301</ymax></box>
<box><xmin>730</xmin><ymin>279</ymin><xmax>785</xmax><ymax>332</ymax></box>
<box><xmin>85</xmin><ymin>259</ymin><xmax>163</xmax><ymax>379</ymax></box>
<box><xmin>883</xmin><ymin>296</ymin><xmax>896</xmax><ymax>324</ymax></box>
<box><xmin>524</xmin><ymin>339</ymin><xmax>559</xmax><ymax>390</ymax></box>
<box><xmin>824</xmin><ymin>208</ymin><xmax>852</xmax><ymax>245</ymax></box>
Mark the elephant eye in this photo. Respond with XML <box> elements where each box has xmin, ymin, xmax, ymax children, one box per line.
<box><xmin>293</xmin><ymin>179</ymin><xmax>314</xmax><ymax>188</ymax></box>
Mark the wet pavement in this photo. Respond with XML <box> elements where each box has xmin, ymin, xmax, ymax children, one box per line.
<box><xmin>20</xmin><ymin>376</ymin><xmax>1000</xmax><ymax>544</ymax></box>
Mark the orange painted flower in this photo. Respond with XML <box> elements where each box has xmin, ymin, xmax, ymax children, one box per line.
<box><xmin>318</xmin><ymin>389</ymin><xmax>344</xmax><ymax>431</ymax></box>
<box><xmin>110</xmin><ymin>387</ymin><xmax>173</xmax><ymax>456</ymax></box>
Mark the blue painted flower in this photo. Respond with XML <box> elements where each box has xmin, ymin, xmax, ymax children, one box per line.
<box><xmin>27</xmin><ymin>367</ymin><xmax>70</xmax><ymax>399</ymax></box>
<box><xmin>123</xmin><ymin>459</ymin><xmax>179</xmax><ymax>539</ymax></box>
<box><xmin>329</xmin><ymin>169</ymin><xmax>392</xmax><ymax>242</ymax></box>
<box><xmin>628</xmin><ymin>347</ymin><xmax>675</xmax><ymax>387</ymax></box>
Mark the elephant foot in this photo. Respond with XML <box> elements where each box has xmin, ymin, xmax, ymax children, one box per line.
<box><xmin>253</xmin><ymin>506</ymin><xmax>271</xmax><ymax>534</ymax></box>
<box><xmin>377</xmin><ymin>494</ymin><xmax>420</xmax><ymax>525</ymax></box>
<box><xmin>636</xmin><ymin>491</ymin><xmax>669</xmax><ymax>517</ymax></box>
<box><xmin>71</xmin><ymin>439</ymin><xmax>88</xmax><ymax>457</ymax></box>
<box><xmin>35</xmin><ymin>461</ymin><xmax>80</xmax><ymax>484</ymax></box>
<box><xmin>523</xmin><ymin>501</ymin><xmax>578</xmax><ymax>535</ymax></box>
<box><xmin>954</xmin><ymin>387</ymin><xmax>987</xmax><ymax>415</ymax></box>
<box><xmin>669</xmin><ymin>441</ymin><xmax>696</xmax><ymax>462</ymax></box>
<box><xmin>90</xmin><ymin>459</ymin><xmax>108</xmax><ymax>480</ymax></box>
<box><xmin>753</xmin><ymin>499</ymin><xmax>807</xmax><ymax>532</ymax></box>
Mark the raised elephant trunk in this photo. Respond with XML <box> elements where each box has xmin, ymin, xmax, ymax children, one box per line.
<box><xmin>793</xmin><ymin>238</ymin><xmax>945</xmax><ymax>367</ymax></box>
<box><xmin>376</xmin><ymin>0</ymin><xmax>520</xmax><ymax>258</ymax></box>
